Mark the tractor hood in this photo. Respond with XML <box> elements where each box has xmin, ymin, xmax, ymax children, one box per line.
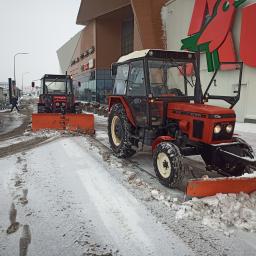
<box><xmin>168</xmin><ymin>102</ymin><xmax>236</xmax><ymax>119</ymax></box>
<box><xmin>167</xmin><ymin>102</ymin><xmax>236</xmax><ymax>144</ymax></box>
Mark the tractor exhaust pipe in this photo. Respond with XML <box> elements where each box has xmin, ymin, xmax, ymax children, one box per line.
<box><xmin>194</xmin><ymin>52</ymin><xmax>203</xmax><ymax>104</ymax></box>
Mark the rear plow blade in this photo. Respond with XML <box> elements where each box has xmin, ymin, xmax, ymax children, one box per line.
<box><xmin>186</xmin><ymin>177</ymin><xmax>256</xmax><ymax>197</ymax></box>
<box><xmin>32</xmin><ymin>113</ymin><xmax>94</xmax><ymax>134</ymax></box>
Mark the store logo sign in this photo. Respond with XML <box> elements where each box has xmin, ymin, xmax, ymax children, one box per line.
<box><xmin>81</xmin><ymin>59</ymin><xmax>95</xmax><ymax>71</ymax></box>
<box><xmin>181</xmin><ymin>0</ymin><xmax>256</xmax><ymax>72</ymax></box>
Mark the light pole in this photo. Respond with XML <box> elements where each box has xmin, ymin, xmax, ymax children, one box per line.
<box><xmin>22</xmin><ymin>72</ymin><xmax>29</xmax><ymax>95</ymax></box>
<box><xmin>13</xmin><ymin>52</ymin><xmax>29</xmax><ymax>84</ymax></box>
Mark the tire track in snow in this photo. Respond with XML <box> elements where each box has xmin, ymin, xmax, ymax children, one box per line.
<box><xmin>61</xmin><ymin>138</ymin><xmax>194</xmax><ymax>256</ymax></box>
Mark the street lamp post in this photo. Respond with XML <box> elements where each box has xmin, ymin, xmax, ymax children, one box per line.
<box><xmin>22</xmin><ymin>72</ymin><xmax>29</xmax><ymax>96</ymax></box>
<box><xmin>13</xmin><ymin>52</ymin><xmax>29</xmax><ymax>84</ymax></box>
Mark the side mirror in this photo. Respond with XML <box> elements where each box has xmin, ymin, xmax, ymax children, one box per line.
<box><xmin>78</xmin><ymin>81</ymin><xmax>81</xmax><ymax>87</ymax></box>
<box><xmin>31</xmin><ymin>82</ymin><xmax>35</xmax><ymax>88</ymax></box>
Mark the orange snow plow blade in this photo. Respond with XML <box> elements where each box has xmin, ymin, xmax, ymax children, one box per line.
<box><xmin>186</xmin><ymin>177</ymin><xmax>256</xmax><ymax>197</ymax></box>
<box><xmin>32</xmin><ymin>113</ymin><xmax>94</xmax><ymax>134</ymax></box>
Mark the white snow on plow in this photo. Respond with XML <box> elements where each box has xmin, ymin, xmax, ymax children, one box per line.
<box><xmin>174</xmin><ymin>192</ymin><xmax>256</xmax><ymax>234</ymax></box>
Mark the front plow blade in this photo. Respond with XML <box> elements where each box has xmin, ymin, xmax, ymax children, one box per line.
<box><xmin>65</xmin><ymin>114</ymin><xmax>94</xmax><ymax>134</ymax></box>
<box><xmin>32</xmin><ymin>113</ymin><xmax>94</xmax><ymax>134</ymax></box>
<box><xmin>186</xmin><ymin>177</ymin><xmax>256</xmax><ymax>197</ymax></box>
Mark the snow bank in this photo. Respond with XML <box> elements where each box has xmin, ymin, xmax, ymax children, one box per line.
<box><xmin>174</xmin><ymin>192</ymin><xmax>256</xmax><ymax>233</ymax></box>
<box><xmin>24</xmin><ymin>130</ymin><xmax>62</xmax><ymax>138</ymax></box>
<box><xmin>235</xmin><ymin>122</ymin><xmax>256</xmax><ymax>134</ymax></box>
<box><xmin>241</xmin><ymin>171</ymin><xmax>256</xmax><ymax>178</ymax></box>
<box><xmin>0</xmin><ymin>109</ymin><xmax>9</xmax><ymax>113</ymax></box>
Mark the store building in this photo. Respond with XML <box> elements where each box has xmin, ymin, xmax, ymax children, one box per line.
<box><xmin>58</xmin><ymin>0</ymin><xmax>256</xmax><ymax>122</ymax></box>
<box><xmin>0</xmin><ymin>82</ymin><xmax>9</xmax><ymax>107</ymax></box>
<box><xmin>163</xmin><ymin>0</ymin><xmax>256</xmax><ymax>123</ymax></box>
<box><xmin>58</xmin><ymin>0</ymin><xmax>166</xmax><ymax>104</ymax></box>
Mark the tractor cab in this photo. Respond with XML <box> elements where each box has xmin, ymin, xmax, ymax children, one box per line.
<box><xmin>38</xmin><ymin>74</ymin><xmax>78</xmax><ymax>114</ymax></box>
<box><xmin>111</xmin><ymin>50</ymin><xmax>196</xmax><ymax>128</ymax></box>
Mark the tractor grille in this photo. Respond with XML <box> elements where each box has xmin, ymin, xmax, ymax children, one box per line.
<box><xmin>193</xmin><ymin>120</ymin><xmax>204</xmax><ymax>139</ymax></box>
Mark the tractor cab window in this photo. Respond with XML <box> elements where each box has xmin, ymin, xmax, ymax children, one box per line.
<box><xmin>127</xmin><ymin>60</ymin><xmax>146</xmax><ymax>96</ymax></box>
<box><xmin>113</xmin><ymin>64</ymin><xmax>129</xmax><ymax>95</ymax></box>
<box><xmin>45</xmin><ymin>78</ymin><xmax>72</xmax><ymax>95</ymax></box>
<box><xmin>148</xmin><ymin>60</ymin><xmax>192</xmax><ymax>97</ymax></box>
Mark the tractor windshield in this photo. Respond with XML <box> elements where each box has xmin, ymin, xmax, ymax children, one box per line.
<box><xmin>44</xmin><ymin>78</ymin><xmax>72</xmax><ymax>95</ymax></box>
<box><xmin>148</xmin><ymin>59</ymin><xmax>194</xmax><ymax>97</ymax></box>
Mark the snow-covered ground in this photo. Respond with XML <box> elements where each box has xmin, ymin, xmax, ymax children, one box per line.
<box><xmin>0</xmin><ymin>136</ymin><xmax>193</xmax><ymax>256</ymax></box>
<box><xmin>2</xmin><ymin>135</ymin><xmax>256</xmax><ymax>255</ymax></box>
<box><xmin>1</xmin><ymin>109</ymin><xmax>256</xmax><ymax>255</ymax></box>
<box><xmin>0</xmin><ymin>112</ymin><xmax>24</xmax><ymax>135</ymax></box>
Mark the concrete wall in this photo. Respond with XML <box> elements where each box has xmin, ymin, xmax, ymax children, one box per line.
<box><xmin>57</xmin><ymin>31</ymin><xmax>81</xmax><ymax>74</ymax></box>
<box><xmin>96</xmin><ymin>18</ymin><xmax>122</xmax><ymax>69</ymax></box>
<box><xmin>131</xmin><ymin>0</ymin><xmax>166</xmax><ymax>49</ymax></box>
<box><xmin>68</xmin><ymin>21</ymin><xmax>96</xmax><ymax>77</ymax></box>
<box><xmin>163</xmin><ymin>0</ymin><xmax>256</xmax><ymax>122</ymax></box>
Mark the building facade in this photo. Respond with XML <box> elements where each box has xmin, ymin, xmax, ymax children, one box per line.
<box><xmin>58</xmin><ymin>0</ymin><xmax>256</xmax><ymax>123</ymax></box>
<box><xmin>58</xmin><ymin>0</ymin><xmax>166</xmax><ymax>104</ymax></box>
<box><xmin>0</xmin><ymin>82</ymin><xmax>9</xmax><ymax>107</ymax></box>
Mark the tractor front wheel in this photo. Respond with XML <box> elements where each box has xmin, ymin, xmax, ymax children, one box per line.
<box><xmin>153</xmin><ymin>142</ymin><xmax>184</xmax><ymax>188</ymax></box>
<box><xmin>108</xmin><ymin>104</ymin><xmax>135</xmax><ymax>158</ymax></box>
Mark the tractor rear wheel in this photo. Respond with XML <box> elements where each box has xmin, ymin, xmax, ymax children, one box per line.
<box><xmin>108</xmin><ymin>104</ymin><xmax>135</xmax><ymax>158</ymax></box>
<box><xmin>153</xmin><ymin>142</ymin><xmax>184</xmax><ymax>188</ymax></box>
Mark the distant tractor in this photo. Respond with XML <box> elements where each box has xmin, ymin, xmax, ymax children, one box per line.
<box><xmin>108</xmin><ymin>49</ymin><xmax>256</xmax><ymax>197</ymax></box>
<box><xmin>37</xmin><ymin>74</ymin><xmax>81</xmax><ymax>114</ymax></box>
<box><xmin>32</xmin><ymin>74</ymin><xmax>94</xmax><ymax>134</ymax></box>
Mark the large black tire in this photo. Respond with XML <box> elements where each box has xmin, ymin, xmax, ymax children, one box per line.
<box><xmin>153</xmin><ymin>142</ymin><xmax>184</xmax><ymax>188</ymax></box>
<box><xmin>202</xmin><ymin>137</ymin><xmax>255</xmax><ymax>176</ymax></box>
<box><xmin>73</xmin><ymin>103</ymin><xmax>82</xmax><ymax>114</ymax></box>
<box><xmin>108</xmin><ymin>104</ymin><xmax>136</xmax><ymax>158</ymax></box>
<box><xmin>221</xmin><ymin>137</ymin><xmax>255</xmax><ymax>176</ymax></box>
<box><xmin>37</xmin><ymin>104</ymin><xmax>45</xmax><ymax>113</ymax></box>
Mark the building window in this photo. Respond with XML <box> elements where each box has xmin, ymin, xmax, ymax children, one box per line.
<box><xmin>121</xmin><ymin>18</ymin><xmax>134</xmax><ymax>56</ymax></box>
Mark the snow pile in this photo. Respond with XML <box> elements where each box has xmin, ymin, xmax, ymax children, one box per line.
<box><xmin>235</xmin><ymin>122</ymin><xmax>256</xmax><ymax>134</ymax></box>
<box><xmin>123</xmin><ymin>170</ymin><xmax>147</xmax><ymax>187</ymax></box>
<box><xmin>241</xmin><ymin>171</ymin><xmax>256</xmax><ymax>178</ymax></box>
<box><xmin>151</xmin><ymin>189</ymin><xmax>165</xmax><ymax>201</ymax></box>
<box><xmin>23</xmin><ymin>129</ymin><xmax>63</xmax><ymax>138</ymax></box>
<box><xmin>174</xmin><ymin>192</ymin><xmax>256</xmax><ymax>233</ymax></box>
<box><xmin>0</xmin><ymin>109</ymin><xmax>9</xmax><ymax>113</ymax></box>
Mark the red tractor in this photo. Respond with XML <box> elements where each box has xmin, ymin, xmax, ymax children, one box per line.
<box><xmin>32</xmin><ymin>74</ymin><xmax>94</xmax><ymax>134</ymax></box>
<box><xmin>108</xmin><ymin>50</ymin><xmax>256</xmax><ymax>196</ymax></box>
<box><xmin>37</xmin><ymin>74</ymin><xmax>81</xmax><ymax>114</ymax></box>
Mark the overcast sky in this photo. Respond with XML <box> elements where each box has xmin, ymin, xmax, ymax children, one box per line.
<box><xmin>0</xmin><ymin>0</ymin><xmax>83</xmax><ymax>90</ymax></box>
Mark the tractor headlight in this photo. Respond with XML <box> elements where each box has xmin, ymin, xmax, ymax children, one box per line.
<box><xmin>61</xmin><ymin>102</ymin><xmax>66</xmax><ymax>106</ymax></box>
<box><xmin>214</xmin><ymin>124</ymin><xmax>222</xmax><ymax>134</ymax></box>
<box><xmin>56</xmin><ymin>102</ymin><xmax>60</xmax><ymax>107</ymax></box>
<box><xmin>226</xmin><ymin>124</ymin><xmax>233</xmax><ymax>133</ymax></box>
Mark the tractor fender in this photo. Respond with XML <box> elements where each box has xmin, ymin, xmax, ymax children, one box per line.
<box><xmin>152</xmin><ymin>136</ymin><xmax>175</xmax><ymax>152</ymax></box>
<box><xmin>108</xmin><ymin>96</ymin><xmax>136</xmax><ymax>127</ymax></box>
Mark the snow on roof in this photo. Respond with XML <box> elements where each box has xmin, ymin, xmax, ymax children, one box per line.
<box><xmin>117</xmin><ymin>49</ymin><xmax>150</xmax><ymax>63</ymax></box>
<box><xmin>117</xmin><ymin>49</ymin><xmax>195</xmax><ymax>63</ymax></box>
